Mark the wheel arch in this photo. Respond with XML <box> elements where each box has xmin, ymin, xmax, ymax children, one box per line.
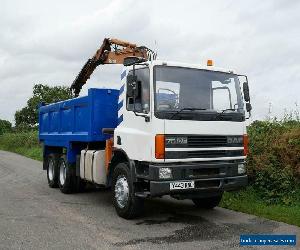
<box><xmin>43</xmin><ymin>146</ymin><xmax>63</xmax><ymax>170</ymax></box>
<box><xmin>108</xmin><ymin>149</ymin><xmax>136</xmax><ymax>186</ymax></box>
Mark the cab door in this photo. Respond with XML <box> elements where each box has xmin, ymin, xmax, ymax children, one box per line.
<box><xmin>115</xmin><ymin>67</ymin><xmax>162</xmax><ymax>162</ymax></box>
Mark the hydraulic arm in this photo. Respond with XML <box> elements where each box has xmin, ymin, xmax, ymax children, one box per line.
<box><xmin>71</xmin><ymin>38</ymin><xmax>155</xmax><ymax>96</ymax></box>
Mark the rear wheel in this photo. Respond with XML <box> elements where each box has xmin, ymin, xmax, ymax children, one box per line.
<box><xmin>58</xmin><ymin>156</ymin><xmax>75</xmax><ymax>194</ymax></box>
<box><xmin>112</xmin><ymin>162</ymin><xmax>144</xmax><ymax>219</ymax></box>
<box><xmin>192</xmin><ymin>194</ymin><xmax>223</xmax><ymax>209</ymax></box>
<box><xmin>46</xmin><ymin>154</ymin><xmax>59</xmax><ymax>188</ymax></box>
<box><xmin>73</xmin><ymin>176</ymin><xmax>86</xmax><ymax>193</ymax></box>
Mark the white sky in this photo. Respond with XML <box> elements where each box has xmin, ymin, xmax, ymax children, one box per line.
<box><xmin>0</xmin><ymin>0</ymin><xmax>299</xmax><ymax>123</ymax></box>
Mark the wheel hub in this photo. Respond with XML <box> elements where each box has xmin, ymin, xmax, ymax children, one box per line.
<box><xmin>59</xmin><ymin>161</ymin><xmax>66</xmax><ymax>186</ymax></box>
<box><xmin>115</xmin><ymin>176</ymin><xmax>129</xmax><ymax>208</ymax></box>
<box><xmin>48</xmin><ymin>160</ymin><xmax>54</xmax><ymax>181</ymax></box>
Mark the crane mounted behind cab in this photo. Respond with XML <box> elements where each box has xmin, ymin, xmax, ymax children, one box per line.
<box><xmin>39</xmin><ymin>37</ymin><xmax>251</xmax><ymax>219</ymax></box>
<box><xmin>71</xmin><ymin>38</ymin><xmax>156</xmax><ymax>96</ymax></box>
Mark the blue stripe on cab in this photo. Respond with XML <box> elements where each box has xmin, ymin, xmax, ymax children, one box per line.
<box><xmin>118</xmin><ymin>114</ymin><xmax>123</xmax><ymax>125</ymax></box>
<box><xmin>121</xmin><ymin>70</ymin><xmax>126</xmax><ymax>80</ymax></box>
<box><xmin>119</xmin><ymin>84</ymin><xmax>125</xmax><ymax>95</ymax></box>
<box><xmin>118</xmin><ymin>100</ymin><xmax>123</xmax><ymax>110</ymax></box>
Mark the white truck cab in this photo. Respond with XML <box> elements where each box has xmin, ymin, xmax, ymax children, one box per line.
<box><xmin>110</xmin><ymin>59</ymin><xmax>250</xmax><ymax>217</ymax></box>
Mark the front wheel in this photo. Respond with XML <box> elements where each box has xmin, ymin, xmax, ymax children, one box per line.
<box><xmin>112</xmin><ymin>162</ymin><xmax>144</xmax><ymax>219</ymax></box>
<box><xmin>192</xmin><ymin>194</ymin><xmax>223</xmax><ymax>209</ymax></box>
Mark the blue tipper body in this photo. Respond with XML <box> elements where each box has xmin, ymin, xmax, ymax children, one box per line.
<box><xmin>38</xmin><ymin>88</ymin><xmax>119</xmax><ymax>163</ymax></box>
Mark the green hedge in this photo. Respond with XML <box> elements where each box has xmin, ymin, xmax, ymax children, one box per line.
<box><xmin>247</xmin><ymin>120</ymin><xmax>300</xmax><ymax>204</ymax></box>
<box><xmin>0</xmin><ymin>131</ymin><xmax>42</xmax><ymax>161</ymax></box>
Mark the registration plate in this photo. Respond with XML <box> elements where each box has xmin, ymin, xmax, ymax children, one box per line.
<box><xmin>170</xmin><ymin>181</ymin><xmax>195</xmax><ymax>190</ymax></box>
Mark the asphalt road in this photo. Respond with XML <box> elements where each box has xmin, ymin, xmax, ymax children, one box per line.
<box><xmin>0</xmin><ymin>150</ymin><xmax>299</xmax><ymax>250</ymax></box>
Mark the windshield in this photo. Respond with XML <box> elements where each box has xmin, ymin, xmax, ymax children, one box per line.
<box><xmin>154</xmin><ymin>66</ymin><xmax>245</xmax><ymax>121</ymax></box>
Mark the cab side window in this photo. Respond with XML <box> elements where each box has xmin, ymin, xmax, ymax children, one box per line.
<box><xmin>126</xmin><ymin>68</ymin><xmax>150</xmax><ymax>113</ymax></box>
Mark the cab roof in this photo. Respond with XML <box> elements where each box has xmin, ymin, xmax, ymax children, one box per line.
<box><xmin>147</xmin><ymin>60</ymin><xmax>235</xmax><ymax>75</ymax></box>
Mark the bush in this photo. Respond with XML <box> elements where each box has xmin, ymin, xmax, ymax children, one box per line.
<box><xmin>0</xmin><ymin>131</ymin><xmax>42</xmax><ymax>161</ymax></box>
<box><xmin>0</xmin><ymin>119</ymin><xmax>12</xmax><ymax>135</ymax></box>
<box><xmin>0</xmin><ymin>131</ymin><xmax>39</xmax><ymax>149</ymax></box>
<box><xmin>254</xmin><ymin>163</ymin><xmax>296</xmax><ymax>205</ymax></box>
<box><xmin>246</xmin><ymin>119</ymin><xmax>300</xmax><ymax>204</ymax></box>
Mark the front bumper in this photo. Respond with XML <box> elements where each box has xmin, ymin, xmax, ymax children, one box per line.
<box><xmin>137</xmin><ymin>161</ymin><xmax>248</xmax><ymax>197</ymax></box>
<box><xmin>150</xmin><ymin>175</ymin><xmax>247</xmax><ymax>197</ymax></box>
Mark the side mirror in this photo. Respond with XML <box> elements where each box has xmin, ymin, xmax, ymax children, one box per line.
<box><xmin>126</xmin><ymin>75</ymin><xmax>137</xmax><ymax>97</ymax></box>
<box><xmin>243</xmin><ymin>82</ymin><xmax>250</xmax><ymax>102</ymax></box>
<box><xmin>134</xmin><ymin>81</ymin><xmax>141</xmax><ymax>99</ymax></box>
<box><xmin>246</xmin><ymin>102</ymin><xmax>252</xmax><ymax>113</ymax></box>
<box><xmin>132</xmin><ymin>81</ymin><xmax>142</xmax><ymax>112</ymax></box>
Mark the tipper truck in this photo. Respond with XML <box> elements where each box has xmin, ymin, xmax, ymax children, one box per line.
<box><xmin>39</xmin><ymin>38</ymin><xmax>252</xmax><ymax>219</ymax></box>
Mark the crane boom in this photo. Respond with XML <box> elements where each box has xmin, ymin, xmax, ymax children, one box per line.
<box><xmin>71</xmin><ymin>38</ymin><xmax>154</xmax><ymax>96</ymax></box>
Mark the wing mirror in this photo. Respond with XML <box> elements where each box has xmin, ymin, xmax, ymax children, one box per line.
<box><xmin>126</xmin><ymin>75</ymin><xmax>137</xmax><ymax>97</ymax></box>
<box><xmin>243</xmin><ymin>81</ymin><xmax>250</xmax><ymax>102</ymax></box>
<box><xmin>246</xmin><ymin>102</ymin><xmax>252</xmax><ymax>113</ymax></box>
<box><xmin>126</xmin><ymin>75</ymin><xmax>141</xmax><ymax>98</ymax></box>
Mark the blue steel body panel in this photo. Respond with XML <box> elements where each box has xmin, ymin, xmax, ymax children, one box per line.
<box><xmin>39</xmin><ymin>88</ymin><xmax>119</xmax><ymax>163</ymax></box>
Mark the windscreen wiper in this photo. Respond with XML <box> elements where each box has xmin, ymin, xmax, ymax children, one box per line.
<box><xmin>219</xmin><ymin>108</ymin><xmax>237</xmax><ymax>114</ymax></box>
<box><xmin>170</xmin><ymin>108</ymin><xmax>208</xmax><ymax>119</ymax></box>
<box><xmin>215</xmin><ymin>108</ymin><xmax>238</xmax><ymax>119</ymax></box>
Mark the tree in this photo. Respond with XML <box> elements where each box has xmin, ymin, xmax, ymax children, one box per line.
<box><xmin>15</xmin><ymin>84</ymin><xmax>74</xmax><ymax>128</ymax></box>
<box><xmin>0</xmin><ymin>119</ymin><xmax>12</xmax><ymax>135</ymax></box>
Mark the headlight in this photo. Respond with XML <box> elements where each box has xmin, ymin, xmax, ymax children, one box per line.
<box><xmin>159</xmin><ymin>167</ymin><xmax>172</xmax><ymax>179</ymax></box>
<box><xmin>238</xmin><ymin>163</ymin><xmax>246</xmax><ymax>174</ymax></box>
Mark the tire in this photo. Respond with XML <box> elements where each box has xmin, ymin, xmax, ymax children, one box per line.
<box><xmin>73</xmin><ymin>176</ymin><xmax>86</xmax><ymax>193</ymax></box>
<box><xmin>58</xmin><ymin>155</ymin><xmax>75</xmax><ymax>194</ymax></box>
<box><xmin>192</xmin><ymin>194</ymin><xmax>223</xmax><ymax>209</ymax></box>
<box><xmin>46</xmin><ymin>154</ymin><xmax>59</xmax><ymax>188</ymax></box>
<box><xmin>112</xmin><ymin>162</ymin><xmax>144</xmax><ymax>219</ymax></box>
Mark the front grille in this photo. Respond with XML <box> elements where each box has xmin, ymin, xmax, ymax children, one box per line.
<box><xmin>188</xmin><ymin>135</ymin><xmax>227</xmax><ymax>147</ymax></box>
<box><xmin>165</xmin><ymin>150</ymin><xmax>244</xmax><ymax>159</ymax></box>
<box><xmin>187</xmin><ymin>150</ymin><xmax>243</xmax><ymax>158</ymax></box>
<box><xmin>165</xmin><ymin>135</ymin><xmax>243</xmax><ymax>148</ymax></box>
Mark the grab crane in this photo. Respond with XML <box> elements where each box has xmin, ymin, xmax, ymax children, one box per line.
<box><xmin>71</xmin><ymin>38</ymin><xmax>156</xmax><ymax>96</ymax></box>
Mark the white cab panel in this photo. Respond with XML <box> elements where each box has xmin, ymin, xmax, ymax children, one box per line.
<box><xmin>164</xmin><ymin>120</ymin><xmax>245</xmax><ymax>136</ymax></box>
<box><xmin>162</xmin><ymin>119</ymin><xmax>246</xmax><ymax>163</ymax></box>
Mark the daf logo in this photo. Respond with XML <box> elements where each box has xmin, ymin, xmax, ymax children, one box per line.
<box><xmin>227</xmin><ymin>136</ymin><xmax>243</xmax><ymax>144</ymax></box>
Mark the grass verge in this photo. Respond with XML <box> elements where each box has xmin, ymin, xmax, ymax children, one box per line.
<box><xmin>0</xmin><ymin>131</ymin><xmax>42</xmax><ymax>161</ymax></box>
<box><xmin>220</xmin><ymin>186</ymin><xmax>300</xmax><ymax>227</ymax></box>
